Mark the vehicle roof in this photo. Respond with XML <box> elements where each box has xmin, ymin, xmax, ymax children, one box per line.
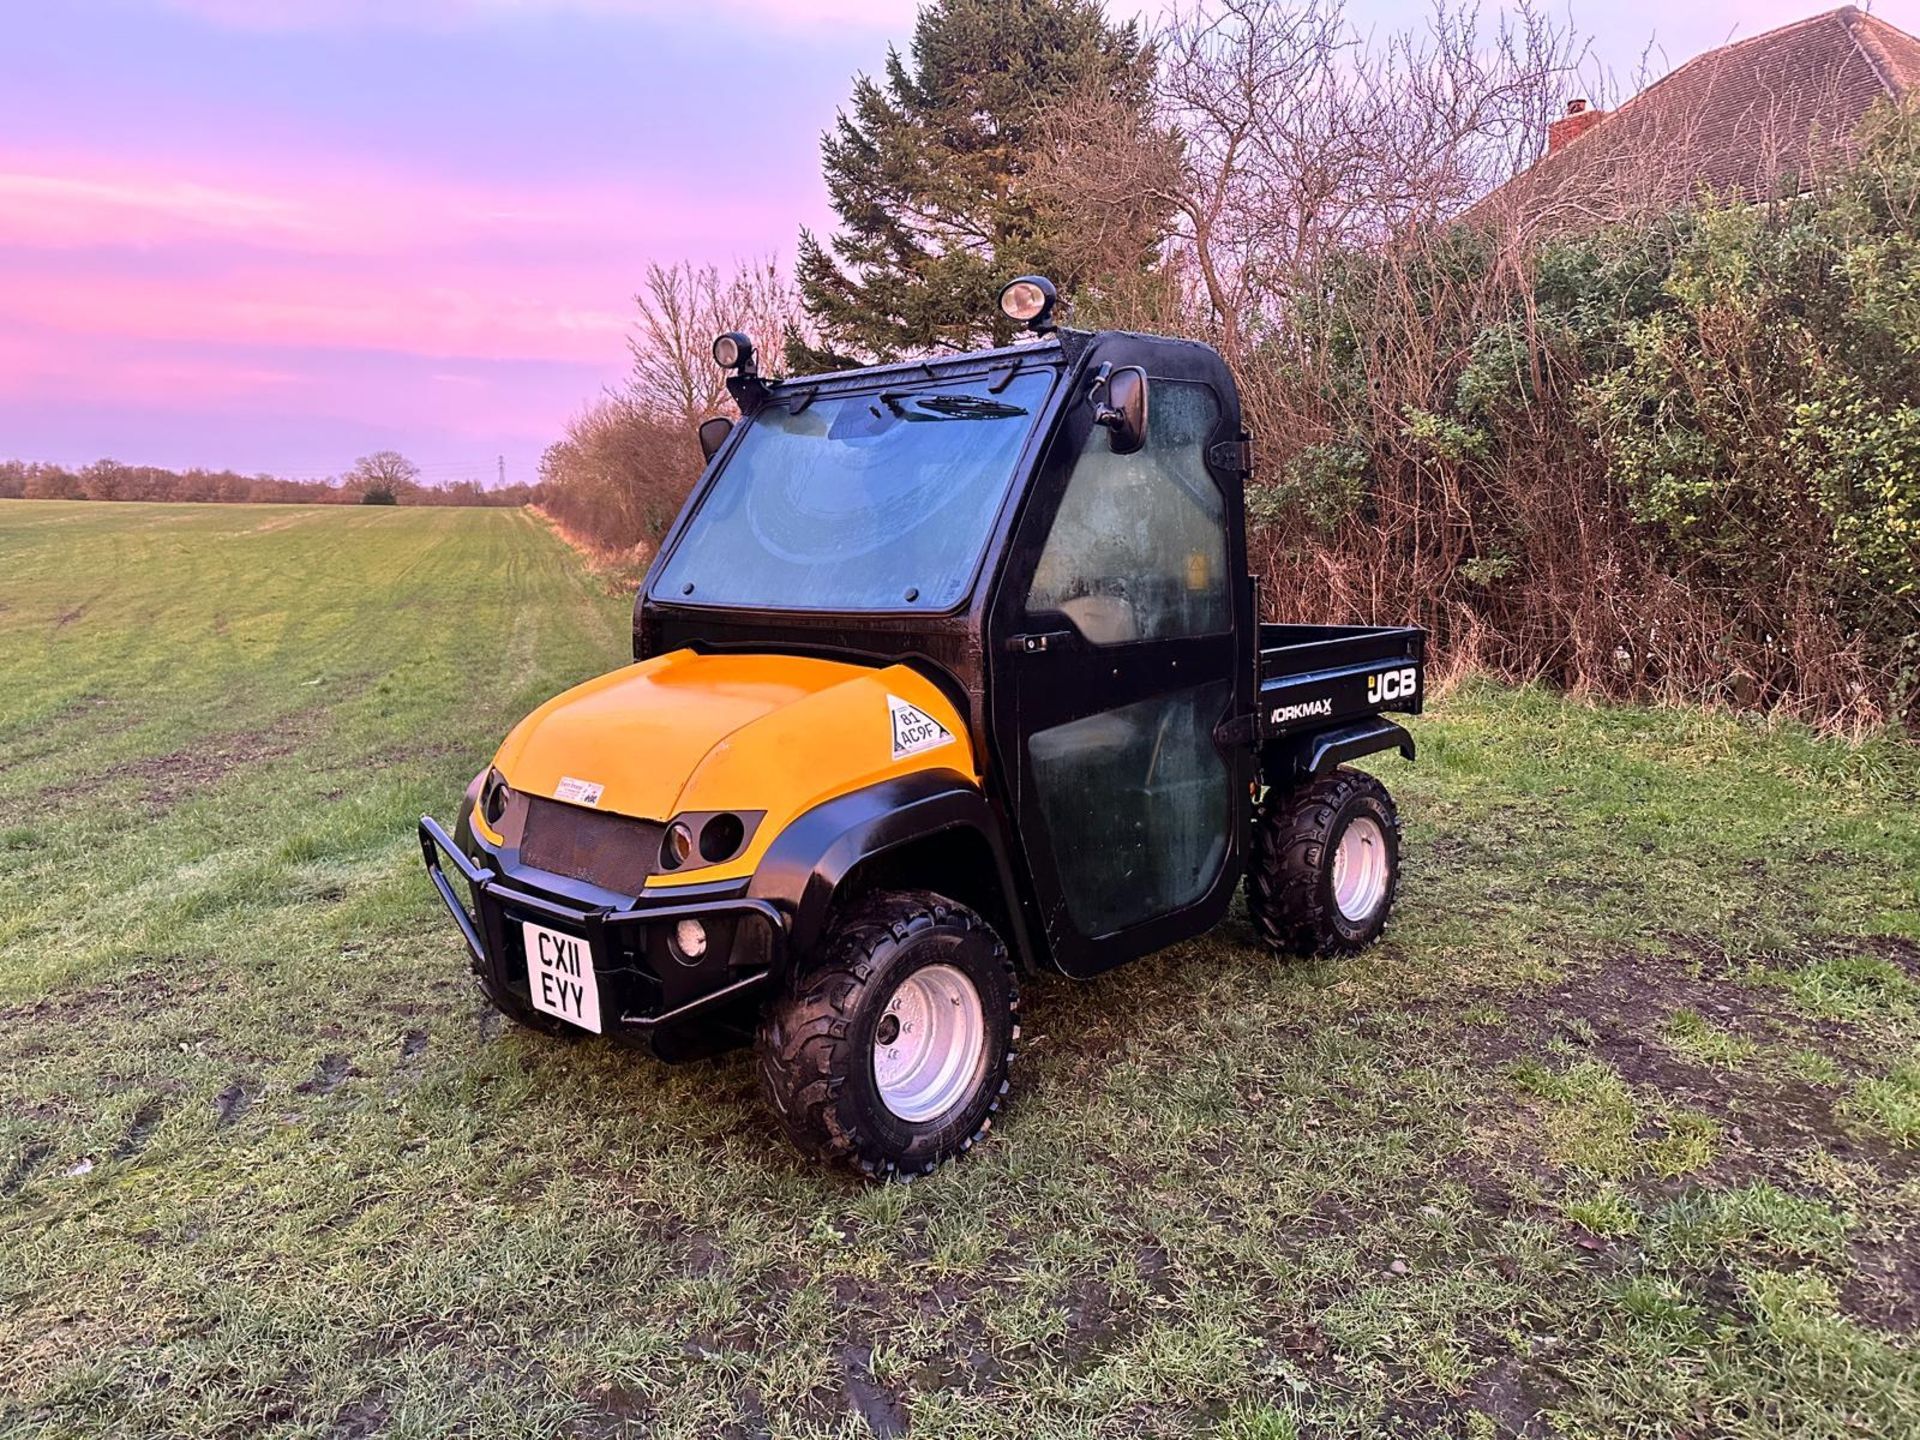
<box><xmin>768</xmin><ymin>334</ymin><xmax>1071</xmax><ymax>394</ymax></box>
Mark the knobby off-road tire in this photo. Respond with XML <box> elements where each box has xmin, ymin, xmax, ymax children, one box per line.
<box><xmin>756</xmin><ymin>890</ymin><xmax>1019</xmax><ymax>1178</ymax></box>
<box><xmin>1246</xmin><ymin>767</ymin><xmax>1401</xmax><ymax>956</ymax></box>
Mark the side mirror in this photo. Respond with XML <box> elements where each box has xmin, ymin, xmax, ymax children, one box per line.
<box><xmin>697</xmin><ymin>416</ymin><xmax>733</xmax><ymax>461</ymax></box>
<box><xmin>1092</xmin><ymin>366</ymin><xmax>1148</xmax><ymax>455</ymax></box>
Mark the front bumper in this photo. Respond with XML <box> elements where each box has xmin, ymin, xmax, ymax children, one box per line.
<box><xmin>418</xmin><ymin>815</ymin><xmax>785</xmax><ymax>1047</ymax></box>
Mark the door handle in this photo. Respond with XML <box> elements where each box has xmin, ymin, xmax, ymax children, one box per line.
<box><xmin>1006</xmin><ymin>630</ymin><xmax>1071</xmax><ymax>654</ymax></box>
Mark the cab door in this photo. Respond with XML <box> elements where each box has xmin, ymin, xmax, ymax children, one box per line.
<box><xmin>987</xmin><ymin>340</ymin><xmax>1255</xmax><ymax>977</ymax></box>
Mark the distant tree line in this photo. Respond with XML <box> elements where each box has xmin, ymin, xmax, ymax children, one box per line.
<box><xmin>0</xmin><ymin>451</ymin><xmax>538</xmax><ymax>508</ymax></box>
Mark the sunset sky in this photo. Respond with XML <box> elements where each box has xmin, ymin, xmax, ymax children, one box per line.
<box><xmin>1</xmin><ymin>0</ymin><xmax>1873</xmax><ymax>484</ymax></box>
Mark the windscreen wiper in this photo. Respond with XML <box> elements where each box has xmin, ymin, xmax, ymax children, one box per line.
<box><xmin>874</xmin><ymin>391</ymin><xmax>1029</xmax><ymax>421</ymax></box>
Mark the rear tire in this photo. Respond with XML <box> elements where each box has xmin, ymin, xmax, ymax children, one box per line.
<box><xmin>1246</xmin><ymin>767</ymin><xmax>1401</xmax><ymax>956</ymax></box>
<box><xmin>756</xmin><ymin>890</ymin><xmax>1018</xmax><ymax>1178</ymax></box>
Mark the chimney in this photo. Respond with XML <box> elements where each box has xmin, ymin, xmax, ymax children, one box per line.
<box><xmin>1548</xmin><ymin>98</ymin><xmax>1605</xmax><ymax>155</ymax></box>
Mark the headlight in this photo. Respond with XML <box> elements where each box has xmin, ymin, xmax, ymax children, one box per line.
<box><xmin>997</xmin><ymin>274</ymin><xmax>1058</xmax><ymax>330</ymax></box>
<box><xmin>656</xmin><ymin>811</ymin><xmax>759</xmax><ymax>872</ymax></box>
<box><xmin>479</xmin><ymin>768</ymin><xmax>510</xmax><ymax>829</ymax></box>
<box><xmin>660</xmin><ymin>820</ymin><xmax>695</xmax><ymax>870</ymax></box>
<box><xmin>674</xmin><ymin>919</ymin><xmax>708</xmax><ymax>960</ymax></box>
<box><xmin>698</xmin><ymin>812</ymin><xmax>746</xmax><ymax>864</ymax></box>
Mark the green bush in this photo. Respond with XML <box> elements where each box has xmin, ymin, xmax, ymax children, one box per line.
<box><xmin>1254</xmin><ymin>100</ymin><xmax>1920</xmax><ymax>729</ymax></box>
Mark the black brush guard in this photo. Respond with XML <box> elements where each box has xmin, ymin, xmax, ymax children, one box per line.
<box><xmin>418</xmin><ymin>815</ymin><xmax>785</xmax><ymax>1034</ymax></box>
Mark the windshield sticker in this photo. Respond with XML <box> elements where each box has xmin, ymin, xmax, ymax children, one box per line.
<box><xmin>554</xmin><ymin>776</ymin><xmax>604</xmax><ymax>807</ymax></box>
<box><xmin>889</xmin><ymin>696</ymin><xmax>955</xmax><ymax>760</ymax></box>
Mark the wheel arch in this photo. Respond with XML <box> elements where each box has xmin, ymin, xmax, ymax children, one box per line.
<box><xmin>747</xmin><ymin>770</ymin><xmax>1041</xmax><ymax>973</ymax></box>
<box><xmin>1260</xmin><ymin>718</ymin><xmax>1414</xmax><ymax>790</ymax></box>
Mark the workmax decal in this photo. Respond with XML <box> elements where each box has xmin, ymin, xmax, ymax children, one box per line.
<box><xmin>554</xmin><ymin>776</ymin><xmax>604</xmax><ymax>807</ymax></box>
<box><xmin>1269</xmin><ymin>696</ymin><xmax>1335</xmax><ymax>726</ymax></box>
<box><xmin>889</xmin><ymin>695</ymin><xmax>955</xmax><ymax>760</ymax></box>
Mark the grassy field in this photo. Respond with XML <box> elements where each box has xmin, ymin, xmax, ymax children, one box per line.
<box><xmin>2</xmin><ymin>499</ymin><xmax>1917</xmax><ymax>1440</ymax></box>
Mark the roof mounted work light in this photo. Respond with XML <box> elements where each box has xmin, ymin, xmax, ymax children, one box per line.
<box><xmin>998</xmin><ymin>275</ymin><xmax>1058</xmax><ymax>333</ymax></box>
<box><xmin>711</xmin><ymin>332</ymin><xmax>756</xmax><ymax>375</ymax></box>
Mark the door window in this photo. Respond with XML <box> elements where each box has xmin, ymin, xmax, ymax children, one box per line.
<box><xmin>1026</xmin><ymin>681</ymin><xmax>1232</xmax><ymax>936</ymax></box>
<box><xmin>1026</xmin><ymin>381</ymin><xmax>1228</xmax><ymax>644</ymax></box>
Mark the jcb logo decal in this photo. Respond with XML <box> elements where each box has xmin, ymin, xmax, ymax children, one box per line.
<box><xmin>1367</xmin><ymin>667</ymin><xmax>1418</xmax><ymax>704</ymax></box>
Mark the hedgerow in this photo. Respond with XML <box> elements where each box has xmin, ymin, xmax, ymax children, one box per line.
<box><xmin>1250</xmin><ymin>102</ymin><xmax>1920</xmax><ymax>730</ymax></box>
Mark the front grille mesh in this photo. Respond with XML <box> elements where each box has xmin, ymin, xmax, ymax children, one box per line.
<box><xmin>519</xmin><ymin>797</ymin><xmax>660</xmax><ymax>895</ymax></box>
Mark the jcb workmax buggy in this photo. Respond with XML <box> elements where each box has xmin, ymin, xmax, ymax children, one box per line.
<box><xmin>421</xmin><ymin>277</ymin><xmax>1425</xmax><ymax>1176</ymax></box>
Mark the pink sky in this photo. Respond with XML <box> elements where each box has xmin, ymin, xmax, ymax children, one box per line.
<box><xmin>1</xmin><ymin>0</ymin><xmax>1877</xmax><ymax>483</ymax></box>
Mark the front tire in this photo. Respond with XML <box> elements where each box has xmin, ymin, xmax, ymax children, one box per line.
<box><xmin>1246</xmin><ymin>767</ymin><xmax>1401</xmax><ymax>955</ymax></box>
<box><xmin>756</xmin><ymin>890</ymin><xmax>1018</xmax><ymax>1177</ymax></box>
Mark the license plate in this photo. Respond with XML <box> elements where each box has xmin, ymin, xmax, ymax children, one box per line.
<box><xmin>521</xmin><ymin>920</ymin><xmax>602</xmax><ymax>1033</ymax></box>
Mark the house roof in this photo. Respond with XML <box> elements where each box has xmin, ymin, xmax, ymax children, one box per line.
<box><xmin>1474</xmin><ymin>6</ymin><xmax>1920</xmax><ymax>230</ymax></box>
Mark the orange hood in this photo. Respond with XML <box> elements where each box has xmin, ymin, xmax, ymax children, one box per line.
<box><xmin>489</xmin><ymin>649</ymin><xmax>976</xmax><ymax>883</ymax></box>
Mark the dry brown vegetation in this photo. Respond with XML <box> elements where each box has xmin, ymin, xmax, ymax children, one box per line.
<box><xmin>1029</xmin><ymin>0</ymin><xmax>1918</xmax><ymax>730</ymax></box>
<box><xmin>537</xmin><ymin>258</ymin><xmax>808</xmax><ymax>556</ymax></box>
<box><xmin>534</xmin><ymin>395</ymin><xmax>699</xmax><ymax>562</ymax></box>
<box><xmin>539</xmin><ymin>0</ymin><xmax>1920</xmax><ymax>730</ymax></box>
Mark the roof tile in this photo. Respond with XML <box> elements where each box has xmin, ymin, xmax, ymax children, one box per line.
<box><xmin>1476</xmin><ymin>6</ymin><xmax>1919</xmax><ymax>229</ymax></box>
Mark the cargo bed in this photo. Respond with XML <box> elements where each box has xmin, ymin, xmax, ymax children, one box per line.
<box><xmin>1257</xmin><ymin>623</ymin><xmax>1426</xmax><ymax>743</ymax></box>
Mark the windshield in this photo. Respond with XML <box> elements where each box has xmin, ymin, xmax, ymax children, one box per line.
<box><xmin>653</xmin><ymin>369</ymin><xmax>1053</xmax><ymax>611</ymax></box>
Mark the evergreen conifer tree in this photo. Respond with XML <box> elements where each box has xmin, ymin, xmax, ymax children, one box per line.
<box><xmin>792</xmin><ymin>0</ymin><xmax>1155</xmax><ymax>368</ymax></box>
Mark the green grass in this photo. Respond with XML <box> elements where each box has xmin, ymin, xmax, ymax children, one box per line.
<box><xmin>2</xmin><ymin>499</ymin><xmax>1918</xmax><ymax>1438</ymax></box>
<box><xmin>1664</xmin><ymin>1008</ymin><xmax>1760</xmax><ymax>1069</ymax></box>
<box><xmin>1843</xmin><ymin>1052</ymin><xmax>1920</xmax><ymax>1148</ymax></box>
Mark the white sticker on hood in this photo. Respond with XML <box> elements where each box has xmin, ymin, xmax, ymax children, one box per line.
<box><xmin>554</xmin><ymin>776</ymin><xmax>604</xmax><ymax>807</ymax></box>
<box><xmin>888</xmin><ymin>695</ymin><xmax>955</xmax><ymax>760</ymax></box>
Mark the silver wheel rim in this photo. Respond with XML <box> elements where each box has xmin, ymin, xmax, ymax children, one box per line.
<box><xmin>1331</xmin><ymin>816</ymin><xmax>1390</xmax><ymax>922</ymax></box>
<box><xmin>872</xmin><ymin>963</ymin><xmax>985</xmax><ymax>1123</ymax></box>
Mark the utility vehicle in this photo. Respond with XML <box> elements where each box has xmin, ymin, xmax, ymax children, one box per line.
<box><xmin>421</xmin><ymin>277</ymin><xmax>1425</xmax><ymax>1176</ymax></box>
